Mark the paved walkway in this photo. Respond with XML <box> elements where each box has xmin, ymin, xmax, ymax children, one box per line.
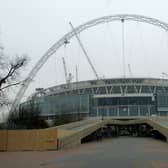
<box><xmin>0</xmin><ymin>137</ymin><xmax>168</xmax><ymax>168</ymax></box>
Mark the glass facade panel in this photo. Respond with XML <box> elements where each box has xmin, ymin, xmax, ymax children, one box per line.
<box><xmin>109</xmin><ymin>106</ymin><xmax>118</xmax><ymax>116</ymax></box>
<box><xmin>140</xmin><ymin>105</ymin><xmax>148</xmax><ymax>116</ymax></box>
<box><xmin>98</xmin><ymin>107</ymin><xmax>107</xmax><ymax>117</ymax></box>
<box><xmin>129</xmin><ymin>97</ymin><xmax>138</xmax><ymax>105</ymax></box>
<box><xmin>102</xmin><ymin>108</ymin><xmax>107</xmax><ymax>116</ymax></box>
<box><xmin>157</xmin><ymin>93</ymin><xmax>168</xmax><ymax>114</ymax></box>
<box><xmin>150</xmin><ymin>105</ymin><xmax>156</xmax><ymax>115</ymax></box>
<box><xmin>90</xmin><ymin>107</ymin><xmax>97</xmax><ymax>117</ymax></box>
<box><xmin>157</xmin><ymin>93</ymin><xmax>168</xmax><ymax>107</ymax></box>
<box><xmin>41</xmin><ymin>94</ymin><xmax>89</xmax><ymax>115</ymax></box>
<box><xmin>91</xmin><ymin>96</ymin><xmax>156</xmax><ymax>117</ymax></box>
<box><xmin>98</xmin><ymin>108</ymin><xmax>103</xmax><ymax>116</ymax></box>
<box><xmin>95</xmin><ymin>97</ymin><xmax>153</xmax><ymax>106</ymax></box>
<box><xmin>119</xmin><ymin>106</ymin><xmax>128</xmax><ymax>116</ymax></box>
<box><xmin>129</xmin><ymin>106</ymin><xmax>138</xmax><ymax>116</ymax></box>
<box><xmin>159</xmin><ymin>111</ymin><xmax>168</xmax><ymax>116</ymax></box>
<box><xmin>119</xmin><ymin>98</ymin><xmax>128</xmax><ymax>105</ymax></box>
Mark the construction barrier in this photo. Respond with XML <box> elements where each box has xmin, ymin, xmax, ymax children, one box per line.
<box><xmin>0</xmin><ymin>128</ymin><xmax>74</xmax><ymax>151</ymax></box>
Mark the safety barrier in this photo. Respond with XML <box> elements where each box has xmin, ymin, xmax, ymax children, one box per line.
<box><xmin>0</xmin><ymin>128</ymin><xmax>74</xmax><ymax>151</ymax></box>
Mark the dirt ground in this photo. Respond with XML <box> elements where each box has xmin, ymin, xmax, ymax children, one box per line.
<box><xmin>0</xmin><ymin>137</ymin><xmax>168</xmax><ymax>168</ymax></box>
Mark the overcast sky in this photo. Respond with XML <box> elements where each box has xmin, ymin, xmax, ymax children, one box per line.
<box><xmin>1</xmin><ymin>0</ymin><xmax>168</xmax><ymax>100</ymax></box>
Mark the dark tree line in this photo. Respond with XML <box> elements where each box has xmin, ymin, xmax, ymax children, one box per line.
<box><xmin>7</xmin><ymin>101</ymin><xmax>48</xmax><ymax>129</ymax></box>
<box><xmin>0</xmin><ymin>46</ymin><xmax>29</xmax><ymax>127</ymax></box>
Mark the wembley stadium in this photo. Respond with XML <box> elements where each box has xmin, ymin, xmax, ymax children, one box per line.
<box><xmin>20</xmin><ymin>78</ymin><xmax>168</xmax><ymax>119</ymax></box>
<box><xmin>13</xmin><ymin>14</ymin><xmax>168</xmax><ymax>120</ymax></box>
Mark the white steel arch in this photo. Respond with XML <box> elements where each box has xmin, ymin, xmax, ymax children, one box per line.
<box><xmin>10</xmin><ymin>14</ymin><xmax>168</xmax><ymax>112</ymax></box>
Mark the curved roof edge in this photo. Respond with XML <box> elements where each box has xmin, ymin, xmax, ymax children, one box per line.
<box><xmin>26</xmin><ymin>77</ymin><xmax>168</xmax><ymax>102</ymax></box>
<box><xmin>43</xmin><ymin>77</ymin><xmax>168</xmax><ymax>94</ymax></box>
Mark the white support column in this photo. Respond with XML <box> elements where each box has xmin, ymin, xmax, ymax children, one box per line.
<box><xmin>148</xmin><ymin>105</ymin><xmax>151</xmax><ymax>117</ymax></box>
<box><xmin>128</xmin><ymin>106</ymin><xmax>130</xmax><ymax>116</ymax></box>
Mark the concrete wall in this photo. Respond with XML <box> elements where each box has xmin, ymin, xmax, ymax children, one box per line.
<box><xmin>58</xmin><ymin>121</ymin><xmax>104</xmax><ymax>149</ymax></box>
<box><xmin>57</xmin><ymin>119</ymin><xmax>168</xmax><ymax>150</ymax></box>
<box><xmin>1</xmin><ymin>118</ymin><xmax>168</xmax><ymax>151</ymax></box>
<box><xmin>57</xmin><ymin>128</ymin><xmax>75</xmax><ymax>138</ymax></box>
<box><xmin>146</xmin><ymin>120</ymin><xmax>168</xmax><ymax>141</ymax></box>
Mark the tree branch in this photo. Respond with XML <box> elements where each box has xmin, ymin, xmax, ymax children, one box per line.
<box><xmin>0</xmin><ymin>56</ymin><xmax>28</xmax><ymax>89</ymax></box>
<box><xmin>0</xmin><ymin>81</ymin><xmax>22</xmax><ymax>91</ymax></box>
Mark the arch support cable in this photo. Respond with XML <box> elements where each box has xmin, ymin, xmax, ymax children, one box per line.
<box><xmin>121</xmin><ymin>18</ymin><xmax>126</xmax><ymax>78</ymax></box>
<box><xmin>69</xmin><ymin>22</ymin><xmax>99</xmax><ymax>79</ymax></box>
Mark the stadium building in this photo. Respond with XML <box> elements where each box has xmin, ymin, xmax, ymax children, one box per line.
<box><xmin>21</xmin><ymin>78</ymin><xmax>168</xmax><ymax>119</ymax></box>
<box><xmin>13</xmin><ymin>14</ymin><xmax>168</xmax><ymax>121</ymax></box>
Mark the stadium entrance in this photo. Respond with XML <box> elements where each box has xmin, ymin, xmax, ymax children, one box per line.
<box><xmin>91</xmin><ymin>95</ymin><xmax>156</xmax><ymax>117</ymax></box>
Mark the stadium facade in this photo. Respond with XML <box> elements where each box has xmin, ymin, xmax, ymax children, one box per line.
<box><xmin>21</xmin><ymin>78</ymin><xmax>168</xmax><ymax>118</ymax></box>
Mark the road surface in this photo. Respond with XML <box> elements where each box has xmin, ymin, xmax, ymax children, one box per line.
<box><xmin>0</xmin><ymin>137</ymin><xmax>168</xmax><ymax>168</ymax></box>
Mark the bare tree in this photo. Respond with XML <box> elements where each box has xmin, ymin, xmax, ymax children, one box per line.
<box><xmin>0</xmin><ymin>55</ymin><xmax>28</xmax><ymax>90</ymax></box>
<box><xmin>0</xmin><ymin>50</ymin><xmax>29</xmax><ymax>106</ymax></box>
